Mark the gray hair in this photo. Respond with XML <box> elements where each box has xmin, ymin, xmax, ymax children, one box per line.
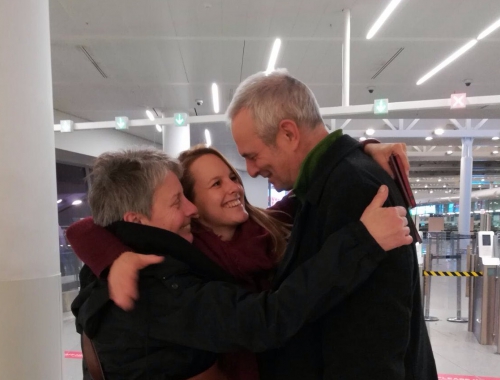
<box><xmin>88</xmin><ymin>148</ymin><xmax>182</xmax><ymax>227</ymax></box>
<box><xmin>226</xmin><ymin>69</ymin><xmax>324</xmax><ymax>145</ymax></box>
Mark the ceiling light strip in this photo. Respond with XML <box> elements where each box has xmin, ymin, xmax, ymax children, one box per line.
<box><xmin>366</xmin><ymin>0</ymin><xmax>402</xmax><ymax>40</ymax></box>
<box><xmin>265</xmin><ymin>38</ymin><xmax>282</xmax><ymax>74</ymax></box>
<box><xmin>416</xmin><ymin>39</ymin><xmax>477</xmax><ymax>85</ymax></box>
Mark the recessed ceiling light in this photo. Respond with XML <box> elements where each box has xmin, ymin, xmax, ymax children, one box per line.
<box><xmin>443</xmin><ymin>185</ymin><xmax>446</xmax><ymax>188</ymax></box>
<box><xmin>416</xmin><ymin>39</ymin><xmax>478</xmax><ymax>85</ymax></box>
<box><xmin>425</xmin><ymin>185</ymin><xmax>428</xmax><ymax>188</ymax></box>
<box><xmin>415</xmin><ymin>190</ymin><xmax>418</xmax><ymax>193</ymax></box>
<box><xmin>434</xmin><ymin>128</ymin><xmax>444</xmax><ymax>135</ymax></box>
<box><xmin>438</xmin><ymin>178</ymin><xmax>442</xmax><ymax>182</ymax></box>
<box><xmin>425</xmin><ymin>136</ymin><xmax>433</xmax><ymax>141</ymax></box>
<box><xmin>57</xmin><ymin>199</ymin><xmax>62</xmax><ymax>204</ymax></box>
<box><xmin>446</xmin><ymin>150</ymin><xmax>453</xmax><ymax>155</ymax></box>
<box><xmin>416</xmin><ymin>179</ymin><xmax>420</xmax><ymax>182</ymax></box>
<box><xmin>481</xmin><ymin>178</ymin><xmax>485</xmax><ymax>181</ymax></box>
<box><xmin>359</xmin><ymin>136</ymin><xmax>367</xmax><ymax>141</ymax></box>
<box><xmin>366</xmin><ymin>0</ymin><xmax>402</xmax><ymax>39</ymax></box>
<box><xmin>430</xmin><ymin>190</ymin><xmax>434</xmax><ymax>194</ymax></box>
<box><xmin>493</xmin><ymin>136</ymin><xmax>500</xmax><ymax>140</ymax></box>
<box><xmin>493</xmin><ymin>150</ymin><xmax>499</xmax><ymax>154</ymax></box>
<box><xmin>366</xmin><ymin>128</ymin><xmax>375</xmax><ymax>136</ymax></box>
<box><xmin>72</xmin><ymin>200</ymin><xmax>82</xmax><ymax>206</ymax></box>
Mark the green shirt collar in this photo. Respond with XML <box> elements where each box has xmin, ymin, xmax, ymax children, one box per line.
<box><xmin>293</xmin><ymin>129</ymin><xmax>343</xmax><ymax>201</ymax></box>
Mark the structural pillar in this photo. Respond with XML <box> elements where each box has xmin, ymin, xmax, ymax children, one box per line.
<box><xmin>458</xmin><ymin>138</ymin><xmax>474</xmax><ymax>237</ymax></box>
<box><xmin>162</xmin><ymin>123</ymin><xmax>190</xmax><ymax>157</ymax></box>
<box><xmin>0</xmin><ymin>0</ymin><xmax>62</xmax><ymax>379</ymax></box>
<box><xmin>342</xmin><ymin>9</ymin><xmax>351</xmax><ymax>107</ymax></box>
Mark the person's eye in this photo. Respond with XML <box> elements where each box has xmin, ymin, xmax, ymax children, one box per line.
<box><xmin>212</xmin><ymin>180</ymin><xmax>221</xmax><ymax>187</ymax></box>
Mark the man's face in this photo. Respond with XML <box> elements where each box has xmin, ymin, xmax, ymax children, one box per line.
<box><xmin>231</xmin><ymin>108</ymin><xmax>296</xmax><ymax>191</ymax></box>
<box><xmin>141</xmin><ymin>172</ymin><xmax>198</xmax><ymax>243</ymax></box>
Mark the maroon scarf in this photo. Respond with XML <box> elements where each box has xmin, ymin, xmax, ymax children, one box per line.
<box><xmin>192</xmin><ymin>217</ymin><xmax>277</xmax><ymax>291</ymax></box>
<box><xmin>192</xmin><ymin>218</ymin><xmax>278</xmax><ymax>380</ymax></box>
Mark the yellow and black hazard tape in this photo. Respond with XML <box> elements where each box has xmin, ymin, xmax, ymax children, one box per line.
<box><xmin>422</xmin><ymin>270</ymin><xmax>483</xmax><ymax>277</ymax></box>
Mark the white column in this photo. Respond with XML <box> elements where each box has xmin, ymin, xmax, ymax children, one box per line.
<box><xmin>162</xmin><ymin>124</ymin><xmax>190</xmax><ymax>158</ymax></box>
<box><xmin>0</xmin><ymin>0</ymin><xmax>62</xmax><ymax>379</ymax></box>
<box><xmin>342</xmin><ymin>9</ymin><xmax>351</xmax><ymax>107</ymax></box>
<box><xmin>458</xmin><ymin>138</ymin><xmax>474</xmax><ymax>237</ymax></box>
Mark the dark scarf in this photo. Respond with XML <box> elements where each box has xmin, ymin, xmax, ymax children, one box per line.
<box><xmin>193</xmin><ymin>217</ymin><xmax>277</xmax><ymax>292</ymax></box>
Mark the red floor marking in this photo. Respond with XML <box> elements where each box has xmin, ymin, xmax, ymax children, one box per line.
<box><xmin>439</xmin><ymin>375</ymin><xmax>500</xmax><ymax>380</ymax></box>
<box><xmin>64</xmin><ymin>350</ymin><xmax>83</xmax><ymax>359</ymax></box>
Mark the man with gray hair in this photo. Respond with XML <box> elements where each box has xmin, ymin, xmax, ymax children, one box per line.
<box><xmin>228</xmin><ymin>69</ymin><xmax>438</xmax><ymax>380</ymax></box>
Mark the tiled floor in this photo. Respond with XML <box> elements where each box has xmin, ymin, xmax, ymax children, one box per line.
<box><xmin>62</xmin><ymin>246</ymin><xmax>500</xmax><ymax>379</ymax></box>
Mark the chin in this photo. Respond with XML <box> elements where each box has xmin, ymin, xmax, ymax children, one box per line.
<box><xmin>180</xmin><ymin>232</ymin><xmax>194</xmax><ymax>243</ymax></box>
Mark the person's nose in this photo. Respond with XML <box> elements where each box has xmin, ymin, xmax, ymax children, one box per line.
<box><xmin>246</xmin><ymin>159</ymin><xmax>259</xmax><ymax>178</ymax></box>
<box><xmin>183</xmin><ymin>197</ymin><xmax>198</xmax><ymax>218</ymax></box>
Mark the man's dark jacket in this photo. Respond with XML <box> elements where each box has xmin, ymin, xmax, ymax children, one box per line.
<box><xmin>259</xmin><ymin>135</ymin><xmax>438</xmax><ymax>380</ymax></box>
<box><xmin>72</xmin><ymin>219</ymin><xmax>387</xmax><ymax>379</ymax></box>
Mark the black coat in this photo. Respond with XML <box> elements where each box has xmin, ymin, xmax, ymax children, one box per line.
<box><xmin>72</xmin><ymin>219</ymin><xmax>387</xmax><ymax>379</ymax></box>
<box><xmin>258</xmin><ymin>135</ymin><xmax>438</xmax><ymax>380</ymax></box>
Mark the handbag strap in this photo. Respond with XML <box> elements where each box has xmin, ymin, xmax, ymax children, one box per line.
<box><xmin>82</xmin><ymin>331</ymin><xmax>106</xmax><ymax>380</ymax></box>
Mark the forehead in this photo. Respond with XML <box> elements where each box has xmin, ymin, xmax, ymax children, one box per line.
<box><xmin>231</xmin><ymin>108</ymin><xmax>266</xmax><ymax>155</ymax></box>
<box><xmin>192</xmin><ymin>154</ymin><xmax>231</xmax><ymax>175</ymax></box>
<box><xmin>154</xmin><ymin>171</ymin><xmax>181</xmax><ymax>199</ymax></box>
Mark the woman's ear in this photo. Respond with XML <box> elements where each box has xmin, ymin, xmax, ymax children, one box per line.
<box><xmin>123</xmin><ymin>211</ymin><xmax>146</xmax><ymax>224</ymax></box>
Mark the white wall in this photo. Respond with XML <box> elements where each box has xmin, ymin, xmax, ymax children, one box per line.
<box><xmin>53</xmin><ymin>110</ymin><xmax>160</xmax><ymax>158</ymax></box>
<box><xmin>238</xmin><ymin>170</ymin><xmax>269</xmax><ymax>208</ymax></box>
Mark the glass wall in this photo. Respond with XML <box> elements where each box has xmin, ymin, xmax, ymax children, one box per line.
<box><xmin>56</xmin><ymin>162</ymin><xmax>91</xmax><ymax>312</ymax></box>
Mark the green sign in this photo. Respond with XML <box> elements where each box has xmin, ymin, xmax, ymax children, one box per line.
<box><xmin>374</xmin><ymin>99</ymin><xmax>389</xmax><ymax>115</ymax></box>
<box><xmin>174</xmin><ymin>113</ymin><xmax>188</xmax><ymax>127</ymax></box>
<box><xmin>115</xmin><ymin>116</ymin><xmax>129</xmax><ymax>130</ymax></box>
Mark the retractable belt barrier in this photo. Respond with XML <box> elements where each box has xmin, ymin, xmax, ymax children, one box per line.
<box><xmin>423</xmin><ymin>271</ymin><xmax>483</xmax><ymax>277</ymax></box>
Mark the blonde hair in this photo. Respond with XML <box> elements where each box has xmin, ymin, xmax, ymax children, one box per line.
<box><xmin>178</xmin><ymin>145</ymin><xmax>290</xmax><ymax>261</ymax></box>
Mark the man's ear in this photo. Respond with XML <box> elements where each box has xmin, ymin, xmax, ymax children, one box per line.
<box><xmin>123</xmin><ymin>211</ymin><xmax>147</xmax><ymax>224</ymax></box>
<box><xmin>276</xmin><ymin>119</ymin><xmax>300</xmax><ymax>150</ymax></box>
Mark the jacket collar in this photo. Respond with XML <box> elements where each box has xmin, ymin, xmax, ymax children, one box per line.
<box><xmin>301</xmin><ymin>134</ymin><xmax>362</xmax><ymax>206</ymax></box>
<box><xmin>107</xmin><ymin>221</ymin><xmax>237</xmax><ymax>283</ymax></box>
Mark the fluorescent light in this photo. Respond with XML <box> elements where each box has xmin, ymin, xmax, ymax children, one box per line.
<box><xmin>425</xmin><ymin>136</ymin><xmax>433</xmax><ymax>141</ymax></box>
<box><xmin>481</xmin><ymin>178</ymin><xmax>485</xmax><ymax>181</ymax></box>
<box><xmin>416</xmin><ymin>39</ymin><xmax>478</xmax><ymax>85</ymax></box>
<box><xmin>430</xmin><ymin>190</ymin><xmax>434</xmax><ymax>194</ymax></box>
<box><xmin>265</xmin><ymin>38</ymin><xmax>282</xmax><ymax>74</ymax></box>
<box><xmin>366</xmin><ymin>128</ymin><xmax>375</xmax><ymax>136</ymax></box>
<box><xmin>57</xmin><ymin>199</ymin><xmax>62</xmax><ymax>204</ymax></box>
<box><xmin>212</xmin><ymin>83</ymin><xmax>220</xmax><ymax>114</ymax></box>
<box><xmin>493</xmin><ymin>150</ymin><xmax>499</xmax><ymax>155</ymax></box>
<box><xmin>359</xmin><ymin>136</ymin><xmax>367</xmax><ymax>142</ymax></box>
<box><xmin>72</xmin><ymin>200</ymin><xmax>82</xmax><ymax>206</ymax></box>
<box><xmin>443</xmin><ymin>185</ymin><xmax>446</xmax><ymax>188</ymax></box>
<box><xmin>204</xmin><ymin>129</ymin><xmax>212</xmax><ymax>147</ymax></box>
<box><xmin>438</xmin><ymin>178</ymin><xmax>442</xmax><ymax>182</ymax></box>
<box><xmin>477</xmin><ymin>17</ymin><xmax>500</xmax><ymax>40</ymax></box>
<box><xmin>425</xmin><ymin>185</ymin><xmax>428</xmax><ymax>188</ymax></box>
<box><xmin>155</xmin><ymin>124</ymin><xmax>162</xmax><ymax>132</ymax></box>
<box><xmin>446</xmin><ymin>150</ymin><xmax>453</xmax><ymax>155</ymax></box>
<box><xmin>492</xmin><ymin>136</ymin><xmax>500</xmax><ymax>140</ymax></box>
<box><xmin>366</xmin><ymin>0</ymin><xmax>402</xmax><ymax>39</ymax></box>
<box><xmin>416</xmin><ymin>179</ymin><xmax>420</xmax><ymax>182</ymax></box>
<box><xmin>146</xmin><ymin>110</ymin><xmax>155</xmax><ymax>121</ymax></box>
<box><xmin>434</xmin><ymin>128</ymin><xmax>444</xmax><ymax>135</ymax></box>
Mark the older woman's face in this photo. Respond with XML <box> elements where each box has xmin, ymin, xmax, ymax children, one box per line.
<box><xmin>142</xmin><ymin>172</ymin><xmax>198</xmax><ymax>242</ymax></box>
<box><xmin>189</xmin><ymin>154</ymin><xmax>249</xmax><ymax>232</ymax></box>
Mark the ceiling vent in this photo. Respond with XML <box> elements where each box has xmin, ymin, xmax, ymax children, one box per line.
<box><xmin>371</xmin><ymin>47</ymin><xmax>404</xmax><ymax>80</ymax></box>
<box><xmin>78</xmin><ymin>46</ymin><xmax>108</xmax><ymax>78</ymax></box>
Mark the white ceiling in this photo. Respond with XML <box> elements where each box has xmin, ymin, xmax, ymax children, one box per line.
<box><xmin>49</xmin><ymin>0</ymin><xmax>500</xmax><ymax>186</ymax></box>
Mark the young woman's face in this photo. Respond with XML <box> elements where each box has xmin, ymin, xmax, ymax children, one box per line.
<box><xmin>189</xmin><ymin>154</ymin><xmax>249</xmax><ymax>233</ymax></box>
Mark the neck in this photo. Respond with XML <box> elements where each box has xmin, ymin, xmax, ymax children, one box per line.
<box><xmin>301</xmin><ymin>124</ymin><xmax>329</xmax><ymax>156</ymax></box>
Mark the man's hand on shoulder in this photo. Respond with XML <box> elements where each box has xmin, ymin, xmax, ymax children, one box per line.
<box><xmin>360</xmin><ymin>185</ymin><xmax>412</xmax><ymax>251</ymax></box>
<box><xmin>108</xmin><ymin>252</ymin><xmax>164</xmax><ymax>310</ymax></box>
